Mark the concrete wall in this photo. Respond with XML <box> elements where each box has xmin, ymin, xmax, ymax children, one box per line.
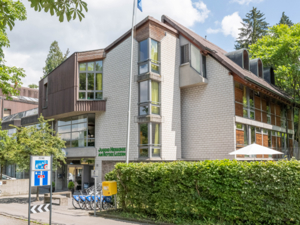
<box><xmin>181</xmin><ymin>55</ymin><xmax>235</xmax><ymax>159</ymax></box>
<box><xmin>0</xmin><ymin>179</ymin><xmax>37</xmax><ymax>196</ymax></box>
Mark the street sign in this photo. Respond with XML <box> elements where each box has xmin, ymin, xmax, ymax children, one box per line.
<box><xmin>32</xmin><ymin>171</ymin><xmax>50</xmax><ymax>186</ymax></box>
<box><xmin>28</xmin><ymin>155</ymin><xmax>53</xmax><ymax>225</ymax></box>
<box><xmin>30</xmin><ymin>204</ymin><xmax>50</xmax><ymax>214</ymax></box>
<box><xmin>31</xmin><ymin>156</ymin><xmax>51</xmax><ymax>171</ymax></box>
<box><xmin>30</xmin><ymin>156</ymin><xmax>51</xmax><ymax>187</ymax></box>
<box><xmin>91</xmin><ymin>170</ymin><xmax>98</xmax><ymax>178</ymax></box>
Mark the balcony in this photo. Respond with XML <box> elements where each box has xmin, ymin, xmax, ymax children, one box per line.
<box><xmin>179</xmin><ymin>62</ymin><xmax>208</xmax><ymax>88</ymax></box>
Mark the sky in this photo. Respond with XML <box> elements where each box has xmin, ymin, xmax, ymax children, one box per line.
<box><xmin>3</xmin><ymin>0</ymin><xmax>299</xmax><ymax>87</ymax></box>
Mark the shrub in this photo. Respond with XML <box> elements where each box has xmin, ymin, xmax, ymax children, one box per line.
<box><xmin>68</xmin><ymin>181</ymin><xmax>75</xmax><ymax>189</ymax></box>
<box><xmin>105</xmin><ymin>160</ymin><xmax>300</xmax><ymax>224</ymax></box>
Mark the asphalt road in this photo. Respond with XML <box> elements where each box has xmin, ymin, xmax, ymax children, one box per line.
<box><xmin>0</xmin><ymin>195</ymin><xmax>147</xmax><ymax>225</ymax></box>
<box><xmin>0</xmin><ymin>215</ymin><xmax>28</xmax><ymax>225</ymax></box>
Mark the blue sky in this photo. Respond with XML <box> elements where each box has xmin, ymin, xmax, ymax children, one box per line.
<box><xmin>3</xmin><ymin>0</ymin><xmax>299</xmax><ymax>86</ymax></box>
<box><xmin>192</xmin><ymin>0</ymin><xmax>299</xmax><ymax>52</ymax></box>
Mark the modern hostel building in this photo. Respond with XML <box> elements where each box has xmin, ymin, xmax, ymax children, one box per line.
<box><xmin>2</xmin><ymin>15</ymin><xmax>296</xmax><ymax>190</ymax></box>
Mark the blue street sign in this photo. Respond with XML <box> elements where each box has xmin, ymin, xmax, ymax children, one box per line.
<box><xmin>35</xmin><ymin>160</ymin><xmax>49</xmax><ymax>170</ymax></box>
<box><xmin>33</xmin><ymin>171</ymin><xmax>50</xmax><ymax>186</ymax></box>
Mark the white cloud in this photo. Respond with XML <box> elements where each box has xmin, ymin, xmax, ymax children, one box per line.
<box><xmin>231</xmin><ymin>0</ymin><xmax>264</xmax><ymax>5</ymax></box>
<box><xmin>221</xmin><ymin>12</ymin><xmax>243</xmax><ymax>38</ymax></box>
<box><xmin>206</xmin><ymin>12</ymin><xmax>243</xmax><ymax>39</ymax></box>
<box><xmin>206</xmin><ymin>28</ymin><xmax>221</xmax><ymax>34</ymax></box>
<box><xmin>3</xmin><ymin>0</ymin><xmax>210</xmax><ymax>87</ymax></box>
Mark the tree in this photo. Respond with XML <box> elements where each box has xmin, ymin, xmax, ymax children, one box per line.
<box><xmin>28</xmin><ymin>84</ymin><xmax>38</xmax><ymax>89</ymax></box>
<box><xmin>0</xmin><ymin>0</ymin><xmax>87</xmax><ymax>97</ymax></box>
<box><xmin>43</xmin><ymin>41</ymin><xmax>69</xmax><ymax>77</ymax></box>
<box><xmin>0</xmin><ymin>122</ymin><xmax>18</xmax><ymax>180</ymax></box>
<box><xmin>13</xmin><ymin>115</ymin><xmax>66</xmax><ymax>199</ymax></box>
<box><xmin>278</xmin><ymin>12</ymin><xmax>293</xmax><ymax>27</ymax></box>
<box><xmin>249</xmin><ymin>24</ymin><xmax>300</xmax><ymax>155</ymax></box>
<box><xmin>235</xmin><ymin>7</ymin><xmax>269</xmax><ymax>50</ymax></box>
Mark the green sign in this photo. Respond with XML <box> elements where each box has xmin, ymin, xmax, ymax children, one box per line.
<box><xmin>98</xmin><ymin>147</ymin><xmax>126</xmax><ymax>157</ymax></box>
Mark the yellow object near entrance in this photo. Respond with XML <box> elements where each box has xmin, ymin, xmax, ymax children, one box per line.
<box><xmin>102</xmin><ymin>181</ymin><xmax>117</xmax><ymax>196</ymax></box>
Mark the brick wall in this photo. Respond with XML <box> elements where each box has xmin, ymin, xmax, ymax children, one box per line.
<box><xmin>181</xmin><ymin>55</ymin><xmax>235</xmax><ymax>160</ymax></box>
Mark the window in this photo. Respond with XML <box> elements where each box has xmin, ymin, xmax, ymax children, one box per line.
<box><xmin>256</xmin><ymin>127</ymin><xmax>261</xmax><ymax>133</ymax></box>
<box><xmin>191</xmin><ymin>44</ymin><xmax>201</xmax><ymax>73</ymax></box>
<box><xmin>244</xmin><ymin>125</ymin><xmax>248</xmax><ymax>145</ymax></box>
<box><xmin>251</xmin><ymin>126</ymin><xmax>255</xmax><ymax>144</ymax></box>
<box><xmin>202</xmin><ymin>55</ymin><xmax>207</xmax><ymax>78</ymax></box>
<box><xmin>139</xmin><ymin>122</ymin><xmax>161</xmax><ymax>158</ymax></box>
<box><xmin>268</xmin><ymin>130</ymin><xmax>272</xmax><ymax>148</ymax></box>
<box><xmin>43</xmin><ymin>83</ymin><xmax>48</xmax><ymax>108</ymax></box>
<box><xmin>181</xmin><ymin>44</ymin><xmax>189</xmax><ymax>64</ymax></box>
<box><xmin>236</xmin><ymin>123</ymin><xmax>243</xmax><ymax>130</ymax></box>
<box><xmin>138</xmin><ymin>39</ymin><xmax>160</xmax><ymax>75</ymax></box>
<box><xmin>78</xmin><ymin>61</ymin><xmax>103</xmax><ymax>100</ymax></box>
<box><xmin>3</xmin><ymin>109</ymin><xmax>11</xmax><ymax>117</ymax></box>
<box><xmin>138</xmin><ymin>80</ymin><xmax>160</xmax><ymax>116</ymax></box>
<box><xmin>58</xmin><ymin>114</ymin><xmax>95</xmax><ymax>148</ymax></box>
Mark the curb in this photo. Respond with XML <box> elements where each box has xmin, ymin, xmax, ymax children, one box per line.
<box><xmin>0</xmin><ymin>212</ymin><xmax>46</xmax><ymax>225</ymax></box>
<box><xmin>88</xmin><ymin>211</ymin><xmax>174</xmax><ymax>225</ymax></box>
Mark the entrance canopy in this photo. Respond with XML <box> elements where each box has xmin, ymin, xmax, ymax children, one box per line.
<box><xmin>229</xmin><ymin>144</ymin><xmax>283</xmax><ymax>155</ymax></box>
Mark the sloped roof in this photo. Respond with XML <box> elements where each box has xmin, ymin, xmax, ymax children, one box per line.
<box><xmin>161</xmin><ymin>15</ymin><xmax>292</xmax><ymax>101</ymax></box>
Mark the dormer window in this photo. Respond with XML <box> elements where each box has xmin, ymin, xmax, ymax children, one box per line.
<box><xmin>225</xmin><ymin>49</ymin><xmax>249</xmax><ymax>70</ymax></box>
<box><xmin>250</xmin><ymin>58</ymin><xmax>263</xmax><ymax>78</ymax></box>
<box><xmin>78</xmin><ymin>61</ymin><xmax>103</xmax><ymax>100</ymax></box>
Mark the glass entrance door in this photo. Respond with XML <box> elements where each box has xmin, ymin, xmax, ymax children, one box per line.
<box><xmin>68</xmin><ymin>165</ymin><xmax>83</xmax><ymax>191</ymax></box>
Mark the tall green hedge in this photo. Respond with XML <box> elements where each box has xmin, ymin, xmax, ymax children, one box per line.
<box><xmin>105</xmin><ymin>160</ymin><xmax>300</xmax><ymax>224</ymax></box>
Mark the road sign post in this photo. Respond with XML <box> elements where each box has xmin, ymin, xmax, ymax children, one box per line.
<box><xmin>28</xmin><ymin>155</ymin><xmax>53</xmax><ymax>225</ymax></box>
<box><xmin>91</xmin><ymin>170</ymin><xmax>98</xmax><ymax>217</ymax></box>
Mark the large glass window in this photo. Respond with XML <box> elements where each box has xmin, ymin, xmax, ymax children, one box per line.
<box><xmin>191</xmin><ymin>44</ymin><xmax>201</xmax><ymax>73</ymax></box>
<box><xmin>138</xmin><ymin>80</ymin><xmax>160</xmax><ymax>116</ymax></box>
<box><xmin>78</xmin><ymin>61</ymin><xmax>103</xmax><ymax>100</ymax></box>
<box><xmin>138</xmin><ymin>39</ymin><xmax>160</xmax><ymax>75</ymax></box>
<box><xmin>58</xmin><ymin>114</ymin><xmax>95</xmax><ymax>148</ymax></box>
<box><xmin>139</xmin><ymin>122</ymin><xmax>161</xmax><ymax>158</ymax></box>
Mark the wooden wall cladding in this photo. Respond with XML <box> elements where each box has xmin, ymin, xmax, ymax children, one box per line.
<box><xmin>77</xmin><ymin>49</ymin><xmax>105</xmax><ymax>62</ymax></box>
<box><xmin>256</xmin><ymin>133</ymin><xmax>262</xmax><ymax>145</ymax></box>
<box><xmin>288</xmin><ymin>121</ymin><xmax>293</xmax><ymax>130</ymax></box>
<box><xmin>271</xmin><ymin>115</ymin><xmax>276</xmax><ymax>126</ymax></box>
<box><xmin>277</xmin><ymin>137</ymin><xmax>281</xmax><ymax>151</ymax></box>
<box><xmin>236</xmin><ymin>130</ymin><xmax>244</xmax><ymax>145</ymax></box>
<box><xmin>263</xmin><ymin>134</ymin><xmax>268</xmax><ymax>147</ymax></box>
<box><xmin>235</xmin><ymin>87</ymin><xmax>243</xmax><ymax>103</ymax></box>
<box><xmin>39</xmin><ymin>54</ymin><xmax>76</xmax><ymax>118</ymax></box>
<box><xmin>262</xmin><ymin>112</ymin><xmax>267</xmax><ymax>123</ymax></box>
<box><xmin>276</xmin><ymin>116</ymin><xmax>281</xmax><ymax>127</ymax></box>
<box><xmin>235</xmin><ymin>103</ymin><xmax>243</xmax><ymax>117</ymax></box>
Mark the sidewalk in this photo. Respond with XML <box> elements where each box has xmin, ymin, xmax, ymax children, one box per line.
<box><xmin>0</xmin><ymin>194</ymin><xmax>146</xmax><ymax>225</ymax></box>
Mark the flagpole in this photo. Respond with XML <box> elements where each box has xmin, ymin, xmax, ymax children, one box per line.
<box><xmin>126</xmin><ymin>0</ymin><xmax>137</xmax><ymax>164</ymax></box>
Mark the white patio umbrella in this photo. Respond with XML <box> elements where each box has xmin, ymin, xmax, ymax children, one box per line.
<box><xmin>229</xmin><ymin>143</ymin><xmax>284</xmax><ymax>156</ymax></box>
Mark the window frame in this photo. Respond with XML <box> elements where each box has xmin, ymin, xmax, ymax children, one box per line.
<box><xmin>57</xmin><ymin>114</ymin><xmax>95</xmax><ymax>148</ymax></box>
<box><xmin>138</xmin><ymin>38</ymin><xmax>161</xmax><ymax>75</ymax></box>
<box><xmin>138</xmin><ymin>80</ymin><xmax>161</xmax><ymax>116</ymax></box>
<box><xmin>138</xmin><ymin>122</ymin><xmax>161</xmax><ymax>158</ymax></box>
<box><xmin>78</xmin><ymin>61</ymin><xmax>103</xmax><ymax>100</ymax></box>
